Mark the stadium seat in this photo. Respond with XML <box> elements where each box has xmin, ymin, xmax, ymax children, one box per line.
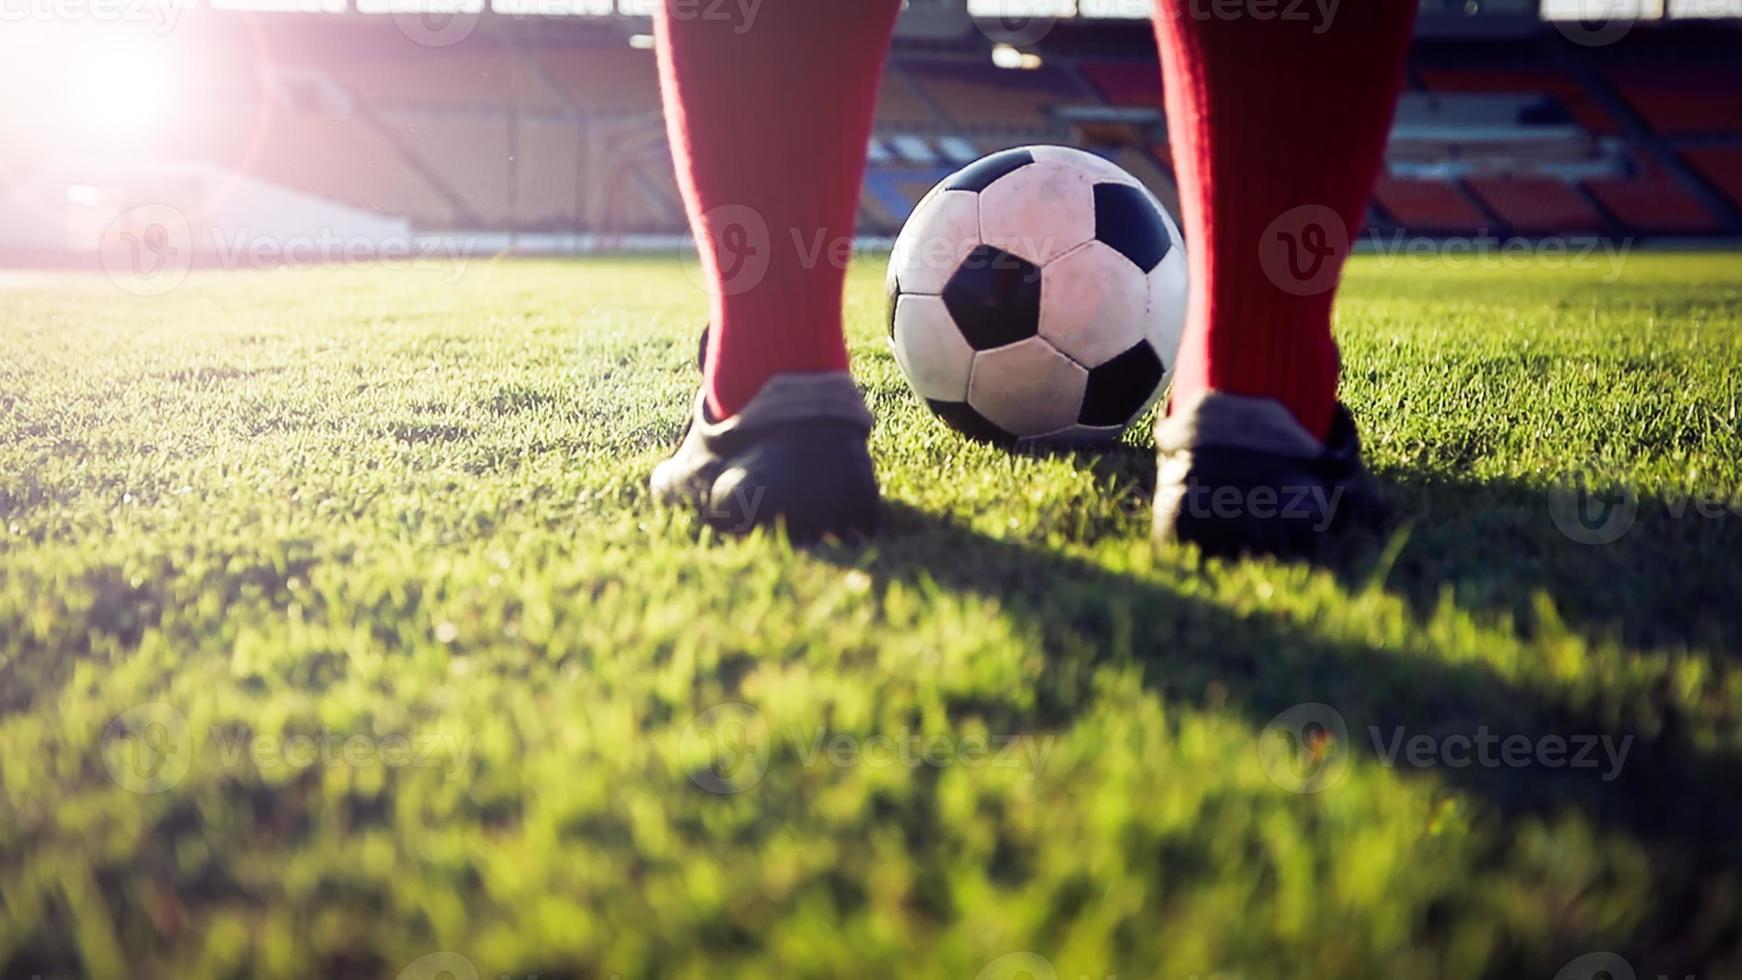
<box><xmin>1371</xmin><ymin>176</ymin><xmax>1487</xmax><ymax>234</ymax></box>
<box><xmin>1416</xmin><ymin>67</ymin><xmax>1617</xmax><ymax>136</ymax></box>
<box><xmin>1464</xmin><ymin>175</ymin><xmax>1604</xmax><ymax>234</ymax></box>
<box><xmin>514</xmin><ymin>120</ymin><xmax>583</xmax><ymax>228</ymax></box>
<box><xmin>1583</xmin><ymin>167</ymin><xmax>1721</xmax><ymax>235</ymax></box>
<box><xmin>874</xmin><ymin>70</ymin><xmax>940</xmax><ymax>126</ymax></box>
<box><xmin>1078</xmin><ymin>60</ymin><xmax>1162</xmax><ymax>107</ymax></box>
<box><xmin>1605</xmin><ymin>66</ymin><xmax>1742</xmax><ymax>137</ymax></box>
<box><xmin>905</xmin><ymin>60</ymin><xmax>1084</xmax><ymax>129</ymax></box>
<box><xmin>169</xmin><ymin>106</ymin><xmax>460</xmax><ymax>228</ymax></box>
<box><xmin>529</xmin><ymin>45</ymin><xmax>663</xmax><ymax>115</ymax></box>
<box><xmin>1681</xmin><ymin>147</ymin><xmax>1742</xmax><ymax>215</ymax></box>
<box><xmin>378</xmin><ymin>114</ymin><xmax>513</xmax><ymax>227</ymax></box>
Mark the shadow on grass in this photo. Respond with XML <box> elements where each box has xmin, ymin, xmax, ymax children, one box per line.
<box><xmin>1050</xmin><ymin>443</ymin><xmax>1742</xmax><ymax>654</ymax></box>
<box><xmin>818</xmin><ymin>501</ymin><xmax>1739</xmax><ymax>969</ymax></box>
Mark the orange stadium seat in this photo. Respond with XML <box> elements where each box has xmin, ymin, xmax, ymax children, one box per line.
<box><xmin>1078</xmin><ymin>61</ymin><xmax>1162</xmax><ymax>108</ymax></box>
<box><xmin>1372</xmin><ymin>177</ymin><xmax>1487</xmax><ymax>233</ymax></box>
<box><xmin>874</xmin><ymin>70</ymin><xmax>939</xmax><ymax>127</ymax></box>
<box><xmin>906</xmin><ymin>61</ymin><xmax>1085</xmax><ymax>129</ymax></box>
<box><xmin>1464</xmin><ymin>175</ymin><xmax>1604</xmax><ymax>234</ymax></box>
<box><xmin>1417</xmin><ymin>67</ymin><xmax>1616</xmax><ymax>136</ymax></box>
<box><xmin>1605</xmin><ymin>67</ymin><xmax>1742</xmax><ymax>137</ymax></box>
<box><xmin>1583</xmin><ymin>167</ymin><xmax>1720</xmax><ymax>235</ymax></box>
<box><xmin>514</xmin><ymin>120</ymin><xmax>583</xmax><ymax>227</ymax></box>
<box><xmin>529</xmin><ymin>46</ymin><xmax>663</xmax><ymax>115</ymax></box>
<box><xmin>1681</xmin><ymin>147</ymin><xmax>1742</xmax><ymax>215</ymax></box>
<box><xmin>378</xmin><ymin>114</ymin><xmax>513</xmax><ymax>226</ymax></box>
<box><xmin>164</xmin><ymin>105</ymin><xmax>459</xmax><ymax>228</ymax></box>
<box><xmin>318</xmin><ymin>43</ymin><xmax>564</xmax><ymax>113</ymax></box>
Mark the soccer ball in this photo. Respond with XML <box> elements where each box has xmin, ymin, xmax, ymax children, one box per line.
<box><xmin>886</xmin><ymin>145</ymin><xmax>1187</xmax><ymax>444</ymax></box>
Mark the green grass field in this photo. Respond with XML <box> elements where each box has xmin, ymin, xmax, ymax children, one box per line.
<box><xmin>2</xmin><ymin>253</ymin><xmax>1741</xmax><ymax>979</ymax></box>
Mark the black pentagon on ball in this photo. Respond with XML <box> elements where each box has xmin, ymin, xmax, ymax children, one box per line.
<box><xmin>941</xmin><ymin>245</ymin><xmax>1043</xmax><ymax>351</ymax></box>
<box><xmin>928</xmin><ymin>399</ymin><xmax>1015</xmax><ymax>445</ymax></box>
<box><xmin>1080</xmin><ymin>340</ymin><xmax>1165</xmax><ymax>427</ymax></box>
<box><xmin>945</xmin><ymin>148</ymin><xmax>1035</xmax><ymax>193</ymax></box>
<box><xmin>1093</xmin><ymin>183</ymin><xmax>1172</xmax><ymax>273</ymax></box>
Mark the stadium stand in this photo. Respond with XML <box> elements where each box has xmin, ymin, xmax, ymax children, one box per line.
<box><xmin>1583</xmin><ymin>164</ymin><xmax>1722</xmax><ymax>235</ymax></box>
<box><xmin>1465</xmin><ymin>175</ymin><xmax>1604</xmax><ymax>235</ymax></box>
<box><xmin>1372</xmin><ymin>177</ymin><xmax>1487</xmax><ymax>234</ymax></box>
<box><xmin>1682</xmin><ymin>147</ymin><xmax>1742</xmax><ymax>216</ymax></box>
<box><xmin>905</xmin><ymin>59</ymin><xmax>1089</xmax><ymax>129</ymax></box>
<box><xmin>30</xmin><ymin>16</ymin><xmax>1722</xmax><ymax>242</ymax></box>
<box><xmin>1077</xmin><ymin>60</ymin><xmax>1163</xmax><ymax>107</ymax></box>
<box><xmin>527</xmin><ymin>45</ymin><xmax>663</xmax><ymax>116</ymax></box>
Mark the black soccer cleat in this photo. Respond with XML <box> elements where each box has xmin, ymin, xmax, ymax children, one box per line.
<box><xmin>1152</xmin><ymin>391</ymin><xmax>1385</xmax><ymax>557</ymax></box>
<box><xmin>651</xmin><ymin>370</ymin><xmax>880</xmax><ymax>541</ymax></box>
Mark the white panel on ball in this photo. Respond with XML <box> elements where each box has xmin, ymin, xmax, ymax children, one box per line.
<box><xmin>978</xmin><ymin>160</ymin><xmax>1097</xmax><ymax>267</ymax></box>
<box><xmin>968</xmin><ymin>337</ymin><xmax>1089</xmax><ymax>437</ymax></box>
<box><xmin>1145</xmin><ymin>247</ymin><xmax>1189</xmax><ymax>369</ymax></box>
<box><xmin>890</xmin><ymin>190</ymin><xmax>981</xmax><ymax>296</ymax></box>
<box><xmin>891</xmin><ymin>294</ymin><xmax>975</xmax><ymax>402</ymax></box>
<box><xmin>1028</xmin><ymin>145</ymin><xmax>1139</xmax><ymax>187</ymax></box>
<box><xmin>1038</xmin><ymin>240</ymin><xmax>1151</xmax><ymax>369</ymax></box>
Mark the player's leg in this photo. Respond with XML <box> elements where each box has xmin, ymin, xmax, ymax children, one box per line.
<box><xmin>1148</xmin><ymin>2</ymin><xmax>1416</xmax><ymax>554</ymax></box>
<box><xmin>649</xmin><ymin>0</ymin><xmax>902</xmax><ymax>538</ymax></box>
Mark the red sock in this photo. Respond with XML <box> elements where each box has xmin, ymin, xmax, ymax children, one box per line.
<box><xmin>1152</xmin><ymin>4</ymin><xmax>1416</xmax><ymax>438</ymax></box>
<box><xmin>656</xmin><ymin>0</ymin><xmax>901</xmax><ymax>418</ymax></box>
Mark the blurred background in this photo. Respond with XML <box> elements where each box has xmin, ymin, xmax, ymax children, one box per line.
<box><xmin>1</xmin><ymin>0</ymin><xmax>1739</xmax><ymax>269</ymax></box>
